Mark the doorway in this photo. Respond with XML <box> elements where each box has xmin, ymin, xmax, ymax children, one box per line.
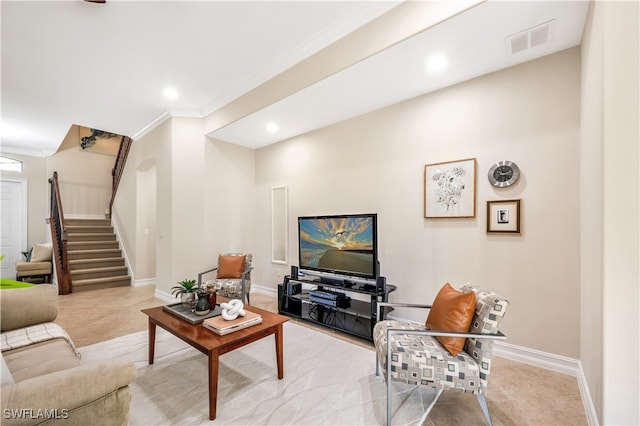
<box><xmin>0</xmin><ymin>179</ymin><xmax>27</xmax><ymax>279</ymax></box>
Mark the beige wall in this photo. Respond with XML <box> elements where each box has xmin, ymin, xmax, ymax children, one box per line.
<box><xmin>0</xmin><ymin>153</ymin><xmax>48</xmax><ymax>246</ymax></box>
<box><xmin>114</xmin><ymin>117</ymin><xmax>256</xmax><ymax>293</ymax></box>
<box><xmin>46</xmin><ymin>146</ymin><xmax>114</xmax><ymax>217</ymax></box>
<box><xmin>580</xmin><ymin>1</ymin><xmax>639</xmax><ymax>424</ymax></box>
<box><xmin>114</xmin><ymin>118</ymin><xmax>172</xmax><ymax>285</ymax></box>
<box><xmin>255</xmin><ymin>48</ymin><xmax>582</xmax><ymax>358</ymax></box>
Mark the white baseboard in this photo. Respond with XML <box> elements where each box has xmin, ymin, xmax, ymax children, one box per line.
<box><xmin>251</xmin><ymin>284</ymin><xmax>278</xmax><ymax>298</ymax></box>
<box><xmin>133</xmin><ymin>278</ymin><xmax>155</xmax><ymax>287</ymax></box>
<box><xmin>155</xmin><ymin>288</ymin><xmax>176</xmax><ymax>304</ymax></box>
<box><xmin>493</xmin><ymin>342</ymin><xmax>598</xmax><ymax>425</ymax></box>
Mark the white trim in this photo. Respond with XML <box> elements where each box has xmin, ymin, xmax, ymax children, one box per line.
<box><xmin>130</xmin><ymin>111</ymin><xmax>171</xmax><ymax>141</ymax></box>
<box><xmin>493</xmin><ymin>341</ymin><xmax>580</xmax><ymax>376</ymax></box>
<box><xmin>154</xmin><ymin>288</ymin><xmax>176</xmax><ymax>304</ymax></box>
<box><xmin>110</xmin><ymin>215</ymin><xmax>135</xmax><ymax>285</ymax></box>
<box><xmin>133</xmin><ymin>278</ymin><xmax>155</xmax><ymax>288</ymax></box>
<box><xmin>251</xmin><ymin>284</ymin><xmax>278</xmax><ymax>298</ymax></box>
<box><xmin>577</xmin><ymin>362</ymin><xmax>600</xmax><ymax>426</ymax></box>
<box><xmin>0</xmin><ymin>147</ymin><xmax>49</xmax><ymax>157</ymax></box>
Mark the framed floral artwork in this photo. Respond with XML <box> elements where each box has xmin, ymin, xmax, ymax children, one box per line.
<box><xmin>487</xmin><ymin>199</ymin><xmax>521</xmax><ymax>233</ymax></box>
<box><xmin>424</xmin><ymin>158</ymin><xmax>477</xmax><ymax>218</ymax></box>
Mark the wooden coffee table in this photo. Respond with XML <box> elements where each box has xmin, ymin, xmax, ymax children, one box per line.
<box><xmin>141</xmin><ymin>302</ymin><xmax>289</xmax><ymax>421</ymax></box>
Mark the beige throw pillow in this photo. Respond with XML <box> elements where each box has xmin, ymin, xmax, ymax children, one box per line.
<box><xmin>30</xmin><ymin>242</ymin><xmax>53</xmax><ymax>262</ymax></box>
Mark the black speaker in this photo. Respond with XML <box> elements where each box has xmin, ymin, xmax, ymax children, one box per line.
<box><xmin>291</xmin><ymin>265</ymin><xmax>299</xmax><ymax>279</ymax></box>
<box><xmin>376</xmin><ymin>275</ymin><xmax>386</xmax><ymax>293</ymax></box>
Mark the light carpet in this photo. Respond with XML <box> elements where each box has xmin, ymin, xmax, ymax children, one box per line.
<box><xmin>78</xmin><ymin>321</ymin><xmax>438</xmax><ymax>425</ymax></box>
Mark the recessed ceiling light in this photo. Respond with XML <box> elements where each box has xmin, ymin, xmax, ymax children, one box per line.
<box><xmin>424</xmin><ymin>53</ymin><xmax>448</xmax><ymax>73</ymax></box>
<box><xmin>266</xmin><ymin>122</ymin><xmax>280</xmax><ymax>133</ymax></box>
<box><xmin>163</xmin><ymin>87</ymin><xmax>179</xmax><ymax>100</ymax></box>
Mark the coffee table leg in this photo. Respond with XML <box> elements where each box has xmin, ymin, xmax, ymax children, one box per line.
<box><xmin>209</xmin><ymin>349</ymin><xmax>219</xmax><ymax>420</ymax></box>
<box><xmin>275</xmin><ymin>323</ymin><xmax>284</xmax><ymax>379</ymax></box>
<box><xmin>148</xmin><ymin>319</ymin><xmax>156</xmax><ymax>364</ymax></box>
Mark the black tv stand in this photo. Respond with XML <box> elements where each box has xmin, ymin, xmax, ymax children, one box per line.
<box><xmin>278</xmin><ymin>275</ymin><xmax>396</xmax><ymax>341</ymax></box>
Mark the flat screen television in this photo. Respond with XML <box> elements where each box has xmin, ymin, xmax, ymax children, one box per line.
<box><xmin>298</xmin><ymin>213</ymin><xmax>378</xmax><ymax>281</ymax></box>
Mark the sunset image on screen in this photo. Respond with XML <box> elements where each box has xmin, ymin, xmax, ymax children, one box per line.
<box><xmin>299</xmin><ymin>216</ymin><xmax>374</xmax><ymax>275</ymax></box>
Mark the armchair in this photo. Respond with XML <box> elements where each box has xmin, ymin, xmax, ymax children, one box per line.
<box><xmin>373</xmin><ymin>283</ymin><xmax>509</xmax><ymax>425</ymax></box>
<box><xmin>198</xmin><ymin>253</ymin><xmax>253</xmax><ymax>304</ymax></box>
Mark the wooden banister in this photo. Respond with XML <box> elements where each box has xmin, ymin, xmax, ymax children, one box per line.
<box><xmin>108</xmin><ymin>136</ymin><xmax>132</xmax><ymax>219</ymax></box>
<box><xmin>49</xmin><ymin>171</ymin><xmax>72</xmax><ymax>294</ymax></box>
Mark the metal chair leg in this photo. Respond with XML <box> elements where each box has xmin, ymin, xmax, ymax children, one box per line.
<box><xmin>375</xmin><ymin>353</ymin><xmax>380</xmax><ymax>376</ymax></box>
<box><xmin>476</xmin><ymin>394</ymin><xmax>493</xmax><ymax>426</ymax></box>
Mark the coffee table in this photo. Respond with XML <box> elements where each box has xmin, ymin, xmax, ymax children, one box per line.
<box><xmin>141</xmin><ymin>302</ymin><xmax>290</xmax><ymax>421</ymax></box>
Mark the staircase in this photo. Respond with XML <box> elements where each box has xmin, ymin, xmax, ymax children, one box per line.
<box><xmin>66</xmin><ymin>218</ymin><xmax>131</xmax><ymax>291</ymax></box>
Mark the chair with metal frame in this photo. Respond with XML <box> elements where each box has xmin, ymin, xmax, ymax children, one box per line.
<box><xmin>373</xmin><ymin>284</ymin><xmax>509</xmax><ymax>426</ymax></box>
<box><xmin>197</xmin><ymin>253</ymin><xmax>253</xmax><ymax>304</ymax></box>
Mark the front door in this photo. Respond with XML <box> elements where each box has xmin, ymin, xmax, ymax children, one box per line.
<box><xmin>0</xmin><ymin>180</ymin><xmax>26</xmax><ymax>279</ymax></box>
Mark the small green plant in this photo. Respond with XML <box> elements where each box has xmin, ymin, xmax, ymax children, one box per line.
<box><xmin>171</xmin><ymin>279</ymin><xmax>198</xmax><ymax>296</ymax></box>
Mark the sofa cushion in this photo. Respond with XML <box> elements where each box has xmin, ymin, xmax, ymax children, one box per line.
<box><xmin>15</xmin><ymin>261</ymin><xmax>51</xmax><ymax>275</ymax></box>
<box><xmin>0</xmin><ymin>285</ymin><xmax>57</xmax><ymax>332</ymax></box>
<box><xmin>30</xmin><ymin>243</ymin><xmax>52</xmax><ymax>262</ymax></box>
<box><xmin>3</xmin><ymin>338</ymin><xmax>81</xmax><ymax>382</ymax></box>
<box><xmin>217</xmin><ymin>255</ymin><xmax>246</xmax><ymax>279</ymax></box>
<box><xmin>425</xmin><ymin>283</ymin><xmax>476</xmax><ymax>356</ymax></box>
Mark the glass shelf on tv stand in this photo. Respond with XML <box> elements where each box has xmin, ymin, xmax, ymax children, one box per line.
<box><xmin>290</xmin><ymin>292</ymin><xmax>372</xmax><ymax>319</ymax></box>
<box><xmin>289</xmin><ymin>276</ymin><xmax>396</xmax><ymax>297</ymax></box>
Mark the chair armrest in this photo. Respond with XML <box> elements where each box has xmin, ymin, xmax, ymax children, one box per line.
<box><xmin>0</xmin><ymin>285</ymin><xmax>58</xmax><ymax>332</ymax></box>
<box><xmin>386</xmin><ymin>327</ymin><xmax>506</xmax><ymax>340</ymax></box>
<box><xmin>197</xmin><ymin>267</ymin><xmax>218</xmax><ymax>286</ymax></box>
<box><xmin>376</xmin><ymin>301</ymin><xmax>432</xmax><ymax>322</ymax></box>
<box><xmin>241</xmin><ymin>266</ymin><xmax>254</xmax><ymax>280</ymax></box>
<box><xmin>1</xmin><ymin>360</ymin><xmax>136</xmax><ymax>420</ymax></box>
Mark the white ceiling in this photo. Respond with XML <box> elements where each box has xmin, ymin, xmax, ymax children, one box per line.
<box><xmin>1</xmin><ymin>1</ymin><xmax>589</xmax><ymax>156</ymax></box>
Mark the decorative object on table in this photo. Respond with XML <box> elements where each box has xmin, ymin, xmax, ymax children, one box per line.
<box><xmin>171</xmin><ymin>279</ymin><xmax>198</xmax><ymax>308</ymax></box>
<box><xmin>162</xmin><ymin>302</ymin><xmax>222</xmax><ymax>324</ymax></box>
<box><xmin>220</xmin><ymin>299</ymin><xmax>245</xmax><ymax>320</ymax></box>
<box><xmin>424</xmin><ymin>158</ymin><xmax>477</xmax><ymax>218</ymax></box>
<box><xmin>206</xmin><ymin>282</ymin><xmax>217</xmax><ymax>307</ymax></box>
<box><xmin>488</xmin><ymin>160</ymin><xmax>520</xmax><ymax>188</ymax></box>
<box><xmin>194</xmin><ymin>289</ymin><xmax>211</xmax><ymax>316</ymax></box>
<box><xmin>487</xmin><ymin>199</ymin><xmax>521</xmax><ymax>233</ymax></box>
<box><xmin>203</xmin><ymin>310</ymin><xmax>263</xmax><ymax>336</ymax></box>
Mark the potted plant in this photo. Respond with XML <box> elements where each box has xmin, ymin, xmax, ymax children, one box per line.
<box><xmin>171</xmin><ymin>279</ymin><xmax>198</xmax><ymax>307</ymax></box>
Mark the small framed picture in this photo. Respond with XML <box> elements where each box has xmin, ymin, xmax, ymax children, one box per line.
<box><xmin>487</xmin><ymin>199</ymin><xmax>521</xmax><ymax>233</ymax></box>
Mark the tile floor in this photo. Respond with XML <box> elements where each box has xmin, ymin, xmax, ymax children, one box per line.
<box><xmin>55</xmin><ymin>285</ymin><xmax>588</xmax><ymax>425</ymax></box>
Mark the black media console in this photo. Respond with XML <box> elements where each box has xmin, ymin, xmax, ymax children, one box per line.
<box><xmin>277</xmin><ymin>275</ymin><xmax>396</xmax><ymax>341</ymax></box>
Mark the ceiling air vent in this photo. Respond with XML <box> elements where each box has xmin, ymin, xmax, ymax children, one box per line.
<box><xmin>506</xmin><ymin>19</ymin><xmax>555</xmax><ymax>54</ymax></box>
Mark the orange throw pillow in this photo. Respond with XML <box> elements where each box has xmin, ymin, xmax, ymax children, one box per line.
<box><xmin>425</xmin><ymin>283</ymin><xmax>476</xmax><ymax>356</ymax></box>
<box><xmin>217</xmin><ymin>255</ymin><xmax>246</xmax><ymax>279</ymax></box>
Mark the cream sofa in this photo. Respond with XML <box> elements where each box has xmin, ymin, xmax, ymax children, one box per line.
<box><xmin>0</xmin><ymin>285</ymin><xmax>136</xmax><ymax>425</ymax></box>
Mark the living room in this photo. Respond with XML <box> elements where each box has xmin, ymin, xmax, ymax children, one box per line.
<box><xmin>1</xmin><ymin>1</ymin><xmax>638</xmax><ymax>425</ymax></box>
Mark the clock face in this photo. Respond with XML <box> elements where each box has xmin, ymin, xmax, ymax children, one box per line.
<box><xmin>488</xmin><ymin>161</ymin><xmax>520</xmax><ymax>187</ymax></box>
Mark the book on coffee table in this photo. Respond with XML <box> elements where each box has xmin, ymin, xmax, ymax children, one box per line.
<box><xmin>203</xmin><ymin>311</ymin><xmax>263</xmax><ymax>335</ymax></box>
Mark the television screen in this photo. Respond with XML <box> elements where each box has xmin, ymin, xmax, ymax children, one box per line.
<box><xmin>298</xmin><ymin>213</ymin><xmax>378</xmax><ymax>280</ymax></box>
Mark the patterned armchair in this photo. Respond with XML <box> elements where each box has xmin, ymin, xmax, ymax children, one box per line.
<box><xmin>197</xmin><ymin>253</ymin><xmax>253</xmax><ymax>304</ymax></box>
<box><xmin>373</xmin><ymin>284</ymin><xmax>509</xmax><ymax>425</ymax></box>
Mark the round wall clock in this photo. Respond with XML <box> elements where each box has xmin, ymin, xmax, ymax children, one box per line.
<box><xmin>488</xmin><ymin>161</ymin><xmax>520</xmax><ymax>188</ymax></box>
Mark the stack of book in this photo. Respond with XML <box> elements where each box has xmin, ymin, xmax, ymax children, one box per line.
<box><xmin>203</xmin><ymin>311</ymin><xmax>262</xmax><ymax>335</ymax></box>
